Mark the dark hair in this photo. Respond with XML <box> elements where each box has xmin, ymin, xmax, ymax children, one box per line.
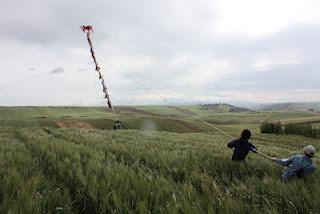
<box><xmin>240</xmin><ymin>129</ymin><xmax>251</xmax><ymax>141</ymax></box>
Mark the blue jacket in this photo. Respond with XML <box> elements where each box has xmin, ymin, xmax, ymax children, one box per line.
<box><xmin>227</xmin><ymin>139</ymin><xmax>257</xmax><ymax>161</ymax></box>
<box><xmin>276</xmin><ymin>154</ymin><xmax>316</xmax><ymax>181</ymax></box>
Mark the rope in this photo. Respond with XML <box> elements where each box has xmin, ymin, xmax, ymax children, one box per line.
<box><xmin>256</xmin><ymin>150</ymin><xmax>273</xmax><ymax>160</ymax></box>
<box><xmin>189</xmin><ymin>114</ymin><xmax>235</xmax><ymax>139</ymax></box>
<box><xmin>0</xmin><ymin>73</ymin><xmax>49</xmax><ymax>91</ymax></box>
<box><xmin>98</xmin><ymin>55</ymin><xmax>320</xmax><ymax>163</ymax></box>
<box><xmin>101</xmin><ymin>57</ymin><xmax>235</xmax><ymax>139</ymax></box>
<box><xmin>0</xmin><ymin>57</ymin><xmax>89</xmax><ymax>92</ymax></box>
<box><xmin>98</xmin><ymin>57</ymin><xmax>282</xmax><ymax>161</ymax></box>
<box><xmin>103</xmin><ymin>56</ymin><xmax>196</xmax><ymax>100</ymax></box>
<box><xmin>118</xmin><ymin>70</ymin><xmax>168</xmax><ymax>102</ymax></box>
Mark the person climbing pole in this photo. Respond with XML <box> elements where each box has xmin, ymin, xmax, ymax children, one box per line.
<box><xmin>227</xmin><ymin>129</ymin><xmax>257</xmax><ymax>161</ymax></box>
<box><xmin>272</xmin><ymin>145</ymin><xmax>317</xmax><ymax>181</ymax></box>
<box><xmin>114</xmin><ymin>120</ymin><xmax>122</xmax><ymax>130</ymax></box>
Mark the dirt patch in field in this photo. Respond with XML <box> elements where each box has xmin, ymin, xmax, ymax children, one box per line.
<box><xmin>54</xmin><ymin>120</ymin><xmax>94</xmax><ymax>129</ymax></box>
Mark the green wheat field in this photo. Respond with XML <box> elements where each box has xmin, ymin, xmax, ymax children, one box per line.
<box><xmin>0</xmin><ymin>106</ymin><xmax>319</xmax><ymax>213</ymax></box>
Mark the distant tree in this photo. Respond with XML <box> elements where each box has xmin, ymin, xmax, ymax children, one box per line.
<box><xmin>284</xmin><ymin>123</ymin><xmax>319</xmax><ymax>138</ymax></box>
<box><xmin>260</xmin><ymin>121</ymin><xmax>283</xmax><ymax>134</ymax></box>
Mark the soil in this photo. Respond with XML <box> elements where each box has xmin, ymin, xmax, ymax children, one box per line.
<box><xmin>55</xmin><ymin>120</ymin><xmax>94</xmax><ymax>129</ymax></box>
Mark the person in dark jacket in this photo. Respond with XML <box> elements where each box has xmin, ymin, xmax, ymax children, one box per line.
<box><xmin>227</xmin><ymin>129</ymin><xmax>257</xmax><ymax>161</ymax></box>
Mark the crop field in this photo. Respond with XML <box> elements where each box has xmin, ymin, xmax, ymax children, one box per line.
<box><xmin>1</xmin><ymin>106</ymin><xmax>318</xmax><ymax>132</ymax></box>
<box><xmin>0</xmin><ymin>106</ymin><xmax>320</xmax><ymax>213</ymax></box>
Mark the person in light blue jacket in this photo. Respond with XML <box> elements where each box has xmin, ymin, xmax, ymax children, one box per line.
<box><xmin>272</xmin><ymin>145</ymin><xmax>316</xmax><ymax>181</ymax></box>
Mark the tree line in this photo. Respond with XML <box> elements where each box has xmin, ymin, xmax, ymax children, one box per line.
<box><xmin>260</xmin><ymin>122</ymin><xmax>320</xmax><ymax>138</ymax></box>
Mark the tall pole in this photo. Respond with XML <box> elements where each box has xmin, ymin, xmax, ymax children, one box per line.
<box><xmin>80</xmin><ymin>25</ymin><xmax>117</xmax><ymax>119</ymax></box>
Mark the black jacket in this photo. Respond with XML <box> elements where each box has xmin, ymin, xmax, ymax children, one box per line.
<box><xmin>228</xmin><ymin>139</ymin><xmax>257</xmax><ymax>161</ymax></box>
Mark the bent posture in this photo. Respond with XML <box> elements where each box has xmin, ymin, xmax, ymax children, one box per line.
<box><xmin>227</xmin><ymin>129</ymin><xmax>257</xmax><ymax>161</ymax></box>
<box><xmin>272</xmin><ymin>145</ymin><xmax>316</xmax><ymax>181</ymax></box>
<box><xmin>113</xmin><ymin>120</ymin><xmax>122</xmax><ymax>130</ymax></box>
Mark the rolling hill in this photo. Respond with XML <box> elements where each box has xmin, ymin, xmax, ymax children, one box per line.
<box><xmin>263</xmin><ymin>102</ymin><xmax>320</xmax><ymax>112</ymax></box>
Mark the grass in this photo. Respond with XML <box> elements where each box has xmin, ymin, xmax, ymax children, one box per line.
<box><xmin>0</xmin><ymin>106</ymin><xmax>319</xmax><ymax>213</ymax></box>
<box><xmin>313</xmin><ymin>123</ymin><xmax>320</xmax><ymax>128</ymax></box>
<box><xmin>0</xmin><ymin>106</ymin><xmax>319</xmax><ymax>133</ymax></box>
<box><xmin>0</xmin><ymin>128</ymin><xmax>72</xmax><ymax>213</ymax></box>
<box><xmin>0</xmin><ymin>127</ymin><xmax>319</xmax><ymax>213</ymax></box>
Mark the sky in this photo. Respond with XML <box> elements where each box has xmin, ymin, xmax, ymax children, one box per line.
<box><xmin>0</xmin><ymin>0</ymin><xmax>320</xmax><ymax>106</ymax></box>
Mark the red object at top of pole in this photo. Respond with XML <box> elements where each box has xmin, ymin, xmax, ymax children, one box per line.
<box><xmin>80</xmin><ymin>25</ymin><xmax>93</xmax><ymax>33</ymax></box>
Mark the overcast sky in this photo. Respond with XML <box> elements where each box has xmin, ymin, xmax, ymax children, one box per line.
<box><xmin>1</xmin><ymin>0</ymin><xmax>320</xmax><ymax>106</ymax></box>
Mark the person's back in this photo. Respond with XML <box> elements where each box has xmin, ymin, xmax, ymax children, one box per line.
<box><xmin>273</xmin><ymin>145</ymin><xmax>316</xmax><ymax>181</ymax></box>
<box><xmin>228</xmin><ymin>139</ymin><xmax>256</xmax><ymax>161</ymax></box>
<box><xmin>227</xmin><ymin>129</ymin><xmax>257</xmax><ymax>161</ymax></box>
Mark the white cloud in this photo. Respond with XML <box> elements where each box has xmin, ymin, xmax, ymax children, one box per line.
<box><xmin>216</xmin><ymin>0</ymin><xmax>320</xmax><ymax>37</ymax></box>
<box><xmin>252</xmin><ymin>52</ymin><xmax>302</xmax><ymax>71</ymax></box>
<box><xmin>220</xmin><ymin>89</ymin><xmax>320</xmax><ymax>103</ymax></box>
<box><xmin>182</xmin><ymin>59</ymin><xmax>236</xmax><ymax>86</ymax></box>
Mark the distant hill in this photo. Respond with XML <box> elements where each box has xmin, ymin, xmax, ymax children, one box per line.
<box><xmin>263</xmin><ymin>102</ymin><xmax>320</xmax><ymax>112</ymax></box>
<box><xmin>200</xmin><ymin>103</ymin><xmax>254</xmax><ymax>113</ymax></box>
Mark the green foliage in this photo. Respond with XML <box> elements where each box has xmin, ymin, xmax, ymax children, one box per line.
<box><xmin>260</xmin><ymin>122</ymin><xmax>283</xmax><ymax>134</ymax></box>
<box><xmin>0</xmin><ymin>127</ymin><xmax>319</xmax><ymax>213</ymax></box>
<box><xmin>1</xmin><ymin>106</ymin><xmax>318</xmax><ymax>134</ymax></box>
<box><xmin>284</xmin><ymin>124</ymin><xmax>320</xmax><ymax>138</ymax></box>
<box><xmin>1</xmin><ymin>107</ymin><xmax>320</xmax><ymax>213</ymax></box>
<box><xmin>0</xmin><ymin>128</ymin><xmax>72</xmax><ymax>213</ymax></box>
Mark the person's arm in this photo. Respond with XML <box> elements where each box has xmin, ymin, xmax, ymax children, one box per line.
<box><xmin>227</xmin><ymin>140</ymin><xmax>236</xmax><ymax>148</ymax></box>
<box><xmin>274</xmin><ymin>156</ymin><xmax>294</xmax><ymax>166</ymax></box>
<box><xmin>249</xmin><ymin>143</ymin><xmax>257</xmax><ymax>153</ymax></box>
<box><xmin>303</xmin><ymin>164</ymin><xmax>316</xmax><ymax>176</ymax></box>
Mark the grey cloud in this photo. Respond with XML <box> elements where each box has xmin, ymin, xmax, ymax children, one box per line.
<box><xmin>205</xmin><ymin>24</ymin><xmax>320</xmax><ymax>93</ymax></box>
<box><xmin>0</xmin><ymin>0</ymin><xmax>218</xmax><ymax>46</ymax></box>
<box><xmin>50</xmin><ymin>67</ymin><xmax>64</xmax><ymax>74</ymax></box>
<box><xmin>1</xmin><ymin>0</ymin><xmax>320</xmax><ymax>105</ymax></box>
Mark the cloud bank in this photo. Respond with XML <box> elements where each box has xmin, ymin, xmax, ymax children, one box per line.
<box><xmin>0</xmin><ymin>0</ymin><xmax>320</xmax><ymax>105</ymax></box>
